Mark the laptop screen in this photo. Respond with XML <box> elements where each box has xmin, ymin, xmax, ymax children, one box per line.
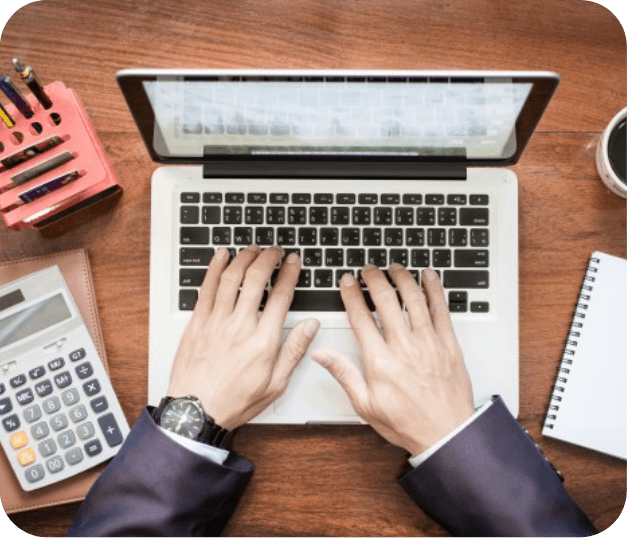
<box><xmin>118</xmin><ymin>71</ymin><xmax>559</xmax><ymax>166</ymax></box>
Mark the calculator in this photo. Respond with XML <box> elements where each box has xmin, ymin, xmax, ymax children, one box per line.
<box><xmin>0</xmin><ymin>266</ymin><xmax>130</xmax><ymax>491</ymax></box>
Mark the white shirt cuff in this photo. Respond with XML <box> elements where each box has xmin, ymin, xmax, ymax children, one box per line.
<box><xmin>408</xmin><ymin>399</ymin><xmax>493</xmax><ymax>467</ymax></box>
<box><xmin>159</xmin><ymin>426</ymin><xmax>230</xmax><ymax>465</ymax></box>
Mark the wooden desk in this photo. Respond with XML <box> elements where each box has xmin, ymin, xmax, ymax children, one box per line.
<box><xmin>1</xmin><ymin>0</ymin><xmax>625</xmax><ymax>535</ymax></box>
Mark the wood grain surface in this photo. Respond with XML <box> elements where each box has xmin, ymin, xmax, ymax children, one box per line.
<box><xmin>1</xmin><ymin>0</ymin><xmax>625</xmax><ymax>535</ymax></box>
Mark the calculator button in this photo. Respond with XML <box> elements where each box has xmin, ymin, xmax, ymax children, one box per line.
<box><xmin>69</xmin><ymin>348</ymin><xmax>86</xmax><ymax>362</ymax></box>
<box><xmin>31</xmin><ymin>421</ymin><xmax>49</xmax><ymax>440</ymax></box>
<box><xmin>69</xmin><ymin>404</ymin><xmax>87</xmax><ymax>424</ymax></box>
<box><xmin>46</xmin><ymin>455</ymin><xmax>65</xmax><ymax>474</ymax></box>
<box><xmin>48</xmin><ymin>358</ymin><xmax>65</xmax><ymax>371</ymax></box>
<box><xmin>77</xmin><ymin>422</ymin><xmax>95</xmax><ymax>440</ymax></box>
<box><xmin>50</xmin><ymin>413</ymin><xmax>69</xmax><ymax>432</ymax></box>
<box><xmin>34</xmin><ymin>380</ymin><xmax>53</xmax><ymax>398</ymax></box>
<box><xmin>15</xmin><ymin>388</ymin><xmax>35</xmax><ymax>406</ymax></box>
<box><xmin>54</xmin><ymin>372</ymin><xmax>73</xmax><ymax>389</ymax></box>
<box><xmin>10</xmin><ymin>375</ymin><xmax>26</xmax><ymax>389</ymax></box>
<box><xmin>75</xmin><ymin>362</ymin><xmax>94</xmax><ymax>380</ymax></box>
<box><xmin>0</xmin><ymin>397</ymin><xmax>13</xmax><ymax>415</ymax></box>
<box><xmin>2</xmin><ymin>414</ymin><xmax>19</xmax><ymax>432</ymax></box>
<box><xmin>42</xmin><ymin>396</ymin><xmax>61</xmax><ymax>414</ymax></box>
<box><xmin>84</xmin><ymin>439</ymin><xmax>103</xmax><ymax>457</ymax></box>
<box><xmin>65</xmin><ymin>447</ymin><xmax>84</xmax><ymax>465</ymax></box>
<box><xmin>25</xmin><ymin>464</ymin><xmax>45</xmax><ymax>483</ymax></box>
<box><xmin>98</xmin><ymin>413</ymin><xmax>123</xmax><ymax>447</ymax></box>
<box><xmin>38</xmin><ymin>438</ymin><xmax>57</xmax><ymax>457</ymax></box>
<box><xmin>0</xmin><ymin>383</ymin><xmax>5</xmax><ymax>395</ymax></box>
<box><xmin>61</xmin><ymin>388</ymin><xmax>80</xmax><ymax>406</ymax></box>
<box><xmin>23</xmin><ymin>404</ymin><xmax>42</xmax><ymax>423</ymax></box>
<box><xmin>10</xmin><ymin>431</ymin><xmax>28</xmax><ymax>449</ymax></box>
<box><xmin>90</xmin><ymin>396</ymin><xmax>109</xmax><ymax>414</ymax></box>
<box><xmin>83</xmin><ymin>379</ymin><xmax>101</xmax><ymax>397</ymax></box>
<box><xmin>57</xmin><ymin>430</ymin><xmax>76</xmax><ymax>449</ymax></box>
<box><xmin>29</xmin><ymin>366</ymin><xmax>46</xmax><ymax>380</ymax></box>
<box><xmin>18</xmin><ymin>448</ymin><xmax>36</xmax><ymax>466</ymax></box>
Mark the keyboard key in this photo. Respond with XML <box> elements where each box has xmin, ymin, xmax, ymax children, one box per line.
<box><xmin>58</xmin><ymin>430</ymin><xmax>76</xmax><ymax>448</ymax></box>
<box><xmin>402</xmin><ymin>194</ymin><xmax>422</xmax><ymax>205</ymax></box>
<box><xmin>460</xmin><ymin>208</ymin><xmax>489</xmax><ymax>226</ymax></box>
<box><xmin>245</xmin><ymin>206</ymin><xmax>264</xmax><ymax>224</ymax></box>
<box><xmin>325</xmin><ymin>249</ymin><xmax>344</xmax><ymax>267</ymax></box>
<box><xmin>292</xmin><ymin>193</ymin><xmax>311</xmax><ymax>204</ymax></box>
<box><xmin>290</xmin><ymin>290</ymin><xmax>375</xmax><ymax>311</ymax></box>
<box><xmin>2</xmin><ymin>414</ymin><xmax>19</xmax><ymax>432</ymax></box>
<box><xmin>406</xmin><ymin>228</ymin><xmax>425</xmax><ymax>246</ymax></box>
<box><xmin>54</xmin><ymin>372</ymin><xmax>72</xmax><ymax>389</ymax></box>
<box><xmin>470</xmin><ymin>228</ymin><xmax>490</xmax><ymax>247</ymax></box>
<box><xmin>48</xmin><ymin>358</ymin><xmax>64</xmax><ymax>371</ymax></box>
<box><xmin>46</xmin><ymin>455</ymin><xmax>65</xmax><ymax>473</ymax></box>
<box><xmin>23</xmin><ymin>405</ymin><xmax>41</xmax><ymax>423</ymax></box>
<box><xmin>181</xmin><ymin>192</ymin><xmax>200</xmax><ymax>203</ymax></box>
<box><xmin>180</xmin><ymin>227</ymin><xmax>209</xmax><ymax>245</ymax></box>
<box><xmin>211</xmin><ymin>227</ymin><xmax>231</xmax><ymax>244</ymax></box>
<box><xmin>341</xmin><ymin>228</ymin><xmax>360</xmax><ymax>246</ymax></box>
<box><xmin>267</xmin><ymin>207</ymin><xmax>286</xmax><ymax>224</ymax></box>
<box><xmin>247</xmin><ymin>193</ymin><xmax>267</xmax><ymax>204</ymax></box>
<box><xmin>69</xmin><ymin>404</ymin><xmax>88</xmax><ymax>423</ymax></box>
<box><xmin>10</xmin><ymin>375</ymin><xmax>26</xmax><ymax>389</ymax></box>
<box><xmin>449</xmin><ymin>302</ymin><xmax>468</xmax><ymax>312</ymax></box>
<box><xmin>309</xmin><ymin>207</ymin><xmax>328</xmax><ymax>225</ymax></box>
<box><xmin>38</xmin><ymin>438</ymin><xmax>56</xmax><ymax>457</ymax></box>
<box><xmin>382</xmin><ymin>194</ymin><xmax>400</xmax><ymax>204</ymax></box>
<box><xmin>447</xmin><ymin>194</ymin><xmax>467</xmax><ymax>205</ymax></box>
<box><xmin>363</xmin><ymin>228</ymin><xmax>382</xmax><ymax>246</ymax></box>
<box><xmin>270</xmin><ymin>193</ymin><xmax>289</xmax><ymax>204</ymax></box>
<box><xmin>416</xmin><ymin>207</ymin><xmax>435</xmax><ymax>225</ymax></box>
<box><xmin>346</xmin><ymin>248</ymin><xmax>366</xmax><ymax>267</ymax></box>
<box><xmin>288</xmin><ymin>207</ymin><xmax>307</xmax><ymax>225</ymax></box>
<box><xmin>77</xmin><ymin>422</ymin><xmax>95</xmax><ymax>440</ymax></box>
<box><xmin>433</xmin><ymin>249</ymin><xmax>452</xmax><ymax>267</ymax></box>
<box><xmin>411</xmin><ymin>249</ymin><xmax>430</xmax><ymax>267</ymax></box>
<box><xmin>85</xmin><ymin>439</ymin><xmax>103</xmax><ymax>457</ymax></box>
<box><xmin>314</xmin><ymin>193</ymin><xmax>333</xmax><ymax>204</ymax></box>
<box><xmin>330</xmin><ymin>206</ymin><xmax>350</xmax><ymax>225</ymax></box>
<box><xmin>18</xmin><ymin>449</ymin><xmax>35</xmax><ymax>468</ymax></box>
<box><xmin>443</xmin><ymin>270</ymin><xmax>489</xmax><ymax>289</ymax></box>
<box><xmin>469</xmin><ymin>194</ymin><xmax>489</xmax><ymax>205</ymax></box>
<box><xmin>69</xmin><ymin>348</ymin><xmax>86</xmax><ymax>362</ymax></box>
<box><xmin>296</xmin><ymin>270</ymin><xmax>312</xmax><ymax>288</ymax></box>
<box><xmin>334</xmin><ymin>269</ymin><xmax>354</xmax><ymax>287</ymax></box>
<box><xmin>303</xmin><ymin>249</ymin><xmax>323</xmax><ymax>266</ymax></box>
<box><xmin>438</xmin><ymin>208</ymin><xmax>457</xmax><ymax>226</ymax></box>
<box><xmin>202</xmin><ymin>206</ymin><xmax>221</xmax><ymax>224</ymax></box>
<box><xmin>299</xmin><ymin>228</ymin><xmax>317</xmax><ymax>245</ymax></box>
<box><xmin>352</xmin><ymin>207</ymin><xmax>371</xmax><ymax>225</ymax></box>
<box><xmin>255</xmin><ymin>227</ymin><xmax>275</xmax><ymax>245</ymax></box>
<box><xmin>25</xmin><ymin>464</ymin><xmax>45</xmax><ymax>483</ymax></box>
<box><xmin>29</xmin><ymin>367</ymin><xmax>45</xmax><ymax>380</ymax></box>
<box><xmin>98</xmin><ymin>413</ymin><xmax>124</xmax><ymax>447</ymax></box>
<box><xmin>0</xmin><ymin>383</ymin><xmax>4</xmax><ymax>395</ymax></box>
<box><xmin>75</xmin><ymin>362</ymin><xmax>94</xmax><ymax>380</ymax></box>
<box><xmin>16</xmin><ymin>389</ymin><xmax>34</xmax><ymax>406</ymax></box>
<box><xmin>50</xmin><ymin>413</ymin><xmax>68</xmax><ymax>431</ymax></box>
<box><xmin>426</xmin><ymin>194</ymin><xmax>445</xmax><ymax>205</ymax></box>
<box><xmin>83</xmin><ymin>379</ymin><xmax>101</xmax><ymax>397</ymax></box>
<box><xmin>180</xmin><ymin>247</ymin><xmax>215</xmax><ymax>266</ymax></box>
<box><xmin>180</xmin><ymin>269</ymin><xmax>206</xmax><ymax>287</ymax></box>
<box><xmin>367</xmin><ymin>249</ymin><xmax>387</xmax><ymax>267</ymax></box>
<box><xmin>277</xmin><ymin>227</ymin><xmax>296</xmax><ymax>245</ymax></box>
<box><xmin>374</xmin><ymin>207</ymin><xmax>393</xmax><ymax>225</ymax></box>
<box><xmin>223</xmin><ymin>206</ymin><xmax>242</xmax><ymax>224</ymax></box>
<box><xmin>91</xmin><ymin>396</ymin><xmax>109</xmax><ymax>414</ymax></box>
<box><xmin>455</xmin><ymin>249</ymin><xmax>489</xmax><ymax>267</ymax></box>
<box><xmin>389</xmin><ymin>249</ymin><xmax>408</xmax><ymax>266</ymax></box>
<box><xmin>42</xmin><ymin>396</ymin><xmax>61</xmax><ymax>414</ymax></box>
<box><xmin>225</xmin><ymin>193</ymin><xmax>245</xmax><ymax>204</ymax></box>
<box><xmin>62</xmin><ymin>388</ymin><xmax>80</xmax><ymax>406</ymax></box>
<box><xmin>179</xmin><ymin>289</ymin><xmax>198</xmax><ymax>311</ymax></box>
<box><xmin>0</xmin><ymin>397</ymin><xmax>13</xmax><ymax>416</ymax></box>
<box><xmin>449</xmin><ymin>229</ymin><xmax>468</xmax><ymax>247</ymax></box>
<box><xmin>449</xmin><ymin>291</ymin><xmax>468</xmax><ymax>304</ymax></box>
<box><xmin>313</xmin><ymin>269</ymin><xmax>333</xmax><ymax>288</ymax></box>
<box><xmin>358</xmin><ymin>194</ymin><xmax>378</xmax><ymax>204</ymax></box>
<box><xmin>427</xmin><ymin>228</ymin><xmax>446</xmax><ymax>246</ymax></box>
<box><xmin>395</xmin><ymin>207</ymin><xmax>414</xmax><ymax>226</ymax></box>
<box><xmin>233</xmin><ymin>227</ymin><xmax>253</xmax><ymax>245</ymax></box>
<box><xmin>384</xmin><ymin>228</ymin><xmax>403</xmax><ymax>246</ymax></box>
<box><xmin>180</xmin><ymin>206</ymin><xmax>199</xmax><ymax>224</ymax></box>
<box><xmin>320</xmin><ymin>227</ymin><xmax>339</xmax><ymax>246</ymax></box>
<box><xmin>203</xmin><ymin>192</ymin><xmax>222</xmax><ymax>203</ymax></box>
<box><xmin>65</xmin><ymin>447</ymin><xmax>84</xmax><ymax>465</ymax></box>
<box><xmin>336</xmin><ymin>193</ymin><xmax>356</xmax><ymax>204</ymax></box>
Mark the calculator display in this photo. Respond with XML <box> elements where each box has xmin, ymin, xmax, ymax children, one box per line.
<box><xmin>0</xmin><ymin>293</ymin><xmax>71</xmax><ymax>350</ymax></box>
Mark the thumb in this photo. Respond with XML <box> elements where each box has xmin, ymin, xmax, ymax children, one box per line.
<box><xmin>312</xmin><ymin>349</ymin><xmax>368</xmax><ymax>411</ymax></box>
<box><xmin>273</xmin><ymin>318</ymin><xmax>320</xmax><ymax>380</ymax></box>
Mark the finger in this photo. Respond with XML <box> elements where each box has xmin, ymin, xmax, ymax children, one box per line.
<box><xmin>234</xmin><ymin>246</ymin><xmax>285</xmax><ymax>319</ymax></box>
<box><xmin>360</xmin><ymin>265</ymin><xmax>408</xmax><ymax>338</ymax></box>
<box><xmin>421</xmin><ymin>268</ymin><xmax>458</xmax><ymax>346</ymax></box>
<box><xmin>312</xmin><ymin>349</ymin><xmax>369</xmax><ymax>413</ymax></box>
<box><xmin>212</xmin><ymin>244</ymin><xmax>262</xmax><ymax>313</ymax></box>
<box><xmin>196</xmin><ymin>247</ymin><xmax>231</xmax><ymax>314</ymax></box>
<box><xmin>387</xmin><ymin>263</ymin><xmax>433</xmax><ymax>335</ymax></box>
<box><xmin>270</xmin><ymin>318</ymin><xmax>320</xmax><ymax>386</ymax></box>
<box><xmin>258</xmin><ymin>251</ymin><xmax>300</xmax><ymax>333</ymax></box>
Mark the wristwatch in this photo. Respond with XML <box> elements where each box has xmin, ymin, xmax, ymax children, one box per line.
<box><xmin>154</xmin><ymin>396</ymin><xmax>230</xmax><ymax>448</ymax></box>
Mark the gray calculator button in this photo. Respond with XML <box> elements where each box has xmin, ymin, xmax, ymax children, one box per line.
<box><xmin>50</xmin><ymin>413</ymin><xmax>68</xmax><ymax>431</ymax></box>
<box><xmin>54</xmin><ymin>371</ymin><xmax>73</xmax><ymax>389</ymax></box>
<box><xmin>23</xmin><ymin>404</ymin><xmax>42</xmax><ymax>423</ymax></box>
<box><xmin>65</xmin><ymin>447</ymin><xmax>84</xmax><ymax>465</ymax></box>
<box><xmin>57</xmin><ymin>430</ymin><xmax>76</xmax><ymax>448</ymax></box>
<box><xmin>61</xmin><ymin>388</ymin><xmax>80</xmax><ymax>406</ymax></box>
<box><xmin>48</xmin><ymin>358</ymin><xmax>65</xmax><ymax>371</ymax></box>
<box><xmin>43</xmin><ymin>396</ymin><xmax>61</xmax><ymax>414</ymax></box>
<box><xmin>15</xmin><ymin>388</ymin><xmax>35</xmax><ymax>406</ymax></box>
<box><xmin>77</xmin><ymin>422</ymin><xmax>95</xmax><ymax>440</ymax></box>
<box><xmin>38</xmin><ymin>438</ymin><xmax>57</xmax><ymax>457</ymax></box>
<box><xmin>75</xmin><ymin>362</ymin><xmax>93</xmax><ymax>380</ymax></box>
<box><xmin>35</xmin><ymin>380</ymin><xmax>53</xmax><ymax>398</ymax></box>
<box><xmin>83</xmin><ymin>379</ymin><xmax>101</xmax><ymax>397</ymax></box>
<box><xmin>25</xmin><ymin>464</ymin><xmax>45</xmax><ymax>483</ymax></box>
<box><xmin>31</xmin><ymin>421</ymin><xmax>49</xmax><ymax>440</ymax></box>
<box><xmin>46</xmin><ymin>455</ymin><xmax>65</xmax><ymax>474</ymax></box>
<box><xmin>69</xmin><ymin>404</ymin><xmax>87</xmax><ymax>423</ymax></box>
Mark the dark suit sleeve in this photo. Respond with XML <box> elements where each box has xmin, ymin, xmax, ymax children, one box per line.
<box><xmin>399</xmin><ymin>395</ymin><xmax>597</xmax><ymax>537</ymax></box>
<box><xmin>67</xmin><ymin>407</ymin><xmax>253</xmax><ymax>537</ymax></box>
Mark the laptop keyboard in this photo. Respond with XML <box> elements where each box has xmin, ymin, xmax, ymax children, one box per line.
<box><xmin>178</xmin><ymin>191</ymin><xmax>490</xmax><ymax>314</ymax></box>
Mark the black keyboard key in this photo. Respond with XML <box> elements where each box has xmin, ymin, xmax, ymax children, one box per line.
<box><xmin>395</xmin><ymin>207</ymin><xmax>414</xmax><ymax>226</ymax></box>
<box><xmin>449</xmin><ymin>291</ymin><xmax>468</xmax><ymax>304</ymax></box>
<box><xmin>98</xmin><ymin>413</ymin><xmax>123</xmax><ymax>447</ymax></box>
<box><xmin>384</xmin><ymin>228</ymin><xmax>403</xmax><ymax>246</ymax></box>
<box><xmin>470</xmin><ymin>194</ymin><xmax>489</xmax><ymax>205</ymax></box>
<box><xmin>470</xmin><ymin>301</ymin><xmax>490</xmax><ymax>312</ymax></box>
<box><xmin>292</xmin><ymin>193</ymin><xmax>311</xmax><ymax>204</ymax></box>
<box><xmin>2</xmin><ymin>413</ymin><xmax>19</xmax><ymax>431</ymax></box>
<box><xmin>299</xmin><ymin>228</ymin><xmax>317</xmax><ymax>245</ymax></box>
<box><xmin>180</xmin><ymin>268</ymin><xmax>206</xmax><ymax>287</ymax></box>
<box><xmin>0</xmin><ymin>398</ymin><xmax>13</xmax><ymax>416</ymax></box>
<box><xmin>346</xmin><ymin>248</ymin><xmax>366</xmax><ymax>267</ymax></box>
<box><xmin>341</xmin><ymin>228</ymin><xmax>360</xmax><ymax>246</ymax></box>
<box><xmin>314</xmin><ymin>193</ymin><xmax>334</xmax><ymax>204</ymax></box>
<box><xmin>447</xmin><ymin>194</ymin><xmax>467</xmax><ymax>205</ymax></box>
<box><xmin>455</xmin><ymin>249</ymin><xmax>489</xmax><ymax>267</ymax></box>
<box><xmin>203</xmin><ymin>192</ymin><xmax>222</xmax><ymax>204</ymax></box>
<box><xmin>270</xmin><ymin>193</ymin><xmax>289</xmax><ymax>204</ymax></box>
<box><xmin>470</xmin><ymin>228</ymin><xmax>490</xmax><ymax>247</ymax></box>
<box><xmin>225</xmin><ymin>193</ymin><xmax>245</xmax><ymax>204</ymax></box>
<box><xmin>336</xmin><ymin>193</ymin><xmax>356</xmax><ymax>204</ymax></box>
<box><xmin>411</xmin><ymin>249</ymin><xmax>430</xmax><ymax>267</ymax></box>
<box><xmin>211</xmin><ymin>227</ymin><xmax>231</xmax><ymax>245</ymax></box>
<box><xmin>438</xmin><ymin>208</ymin><xmax>457</xmax><ymax>226</ymax></box>
<box><xmin>443</xmin><ymin>270</ymin><xmax>489</xmax><ymax>289</ymax></box>
<box><xmin>10</xmin><ymin>375</ymin><xmax>27</xmax><ymax>388</ymax></box>
<box><xmin>449</xmin><ymin>302</ymin><xmax>468</xmax><ymax>312</ymax></box>
<box><xmin>180</xmin><ymin>227</ymin><xmax>209</xmax><ymax>245</ymax></box>
<box><xmin>303</xmin><ymin>249</ymin><xmax>323</xmax><ymax>266</ymax></box>
<box><xmin>336</xmin><ymin>269</ymin><xmax>355</xmax><ymax>287</ymax></box>
<box><xmin>449</xmin><ymin>229</ymin><xmax>468</xmax><ymax>247</ymax></box>
<box><xmin>233</xmin><ymin>227</ymin><xmax>253</xmax><ymax>245</ymax></box>
<box><xmin>54</xmin><ymin>372</ymin><xmax>72</xmax><ymax>389</ymax></box>
<box><xmin>181</xmin><ymin>192</ymin><xmax>200</xmax><ymax>203</ymax></box>
<box><xmin>277</xmin><ymin>227</ymin><xmax>296</xmax><ymax>245</ymax></box>
<box><xmin>402</xmin><ymin>194</ymin><xmax>422</xmax><ymax>205</ymax></box>
<box><xmin>70</xmin><ymin>348</ymin><xmax>87</xmax><ymax>362</ymax></box>
<box><xmin>29</xmin><ymin>366</ymin><xmax>45</xmax><ymax>380</ymax></box>
<box><xmin>245</xmin><ymin>206</ymin><xmax>264</xmax><ymax>224</ymax></box>
<box><xmin>16</xmin><ymin>388</ymin><xmax>34</xmax><ymax>406</ymax></box>
<box><xmin>296</xmin><ymin>270</ymin><xmax>312</xmax><ymax>288</ymax></box>
<box><xmin>331</xmin><ymin>207</ymin><xmax>350</xmax><ymax>225</ymax></box>
<box><xmin>288</xmin><ymin>207</ymin><xmax>307</xmax><ymax>225</ymax></box>
<box><xmin>309</xmin><ymin>207</ymin><xmax>328</xmax><ymax>225</ymax></box>
<box><xmin>202</xmin><ymin>206</ymin><xmax>221</xmax><ymax>225</ymax></box>
<box><xmin>433</xmin><ymin>249</ymin><xmax>452</xmax><ymax>267</ymax></box>
<box><xmin>267</xmin><ymin>207</ymin><xmax>285</xmax><ymax>224</ymax></box>
<box><xmin>416</xmin><ymin>207</ymin><xmax>435</xmax><ymax>225</ymax></box>
<box><xmin>255</xmin><ymin>227</ymin><xmax>275</xmax><ymax>245</ymax></box>
<box><xmin>313</xmin><ymin>269</ymin><xmax>333</xmax><ymax>288</ymax></box>
<box><xmin>223</xmin><ymin>206</ymin><xmax>242</xmax><ymax>224</ymax></box>
<box><xmin>320</xmin><ymin>228</ymin><xmax>339</xmax><ymax>246</ymax></box>
<box><xmin>180</xmin><ymin>248</ymin><xmax>215</xmax><ymax>266</ymax></box>
<box><xmin>76</xmin><ymin>362</ymin><xmax>94</xmax><ymax>380</ymax></box>
<box><xmin>367</xmin><ymin>249</ymin><xmax>387</xmax><ymax>267</ymax></box>
<box><xmin>325</xmin><ymin>249</ymin><xmax>344</xmax><ymax>267</ymax></box>
<box><xmin>428</xmin><ymin>228</ymin><xmax>446</xmax><ymax>246</ymax></box>
<box><xmin>352</xmin><ymin>207</ymin><xmax>371</xmax><ymax>225</ymax></box>
<box><xmin>363</xmin><ymin>228</ymin><xmax>382</xmax><ymax>246</ymax></box>
<box><xmin>85</xmin><ymin>439</ymin><xmax>103</xmax><ymax>457</ymax></box>
<box><xmin>374</xmin><ymin>207</ymin><xmax>393</xmax><ymax>225</ymax></box>
<box><xmin>247</xmin><ymin>193</ymin><xmax>267</xmax><ymax>204</ymax></box>
<box><xmin>83</xmin><ymin>379</ymin><xmax>101</xmax><ymax>397</ymax></box>
<box><xmin>48</xmin><ymin>358</ymin><xmax>65</xmax><ymax>371</ymax></box>
<box><xmin>406</xmin><ymin>228</ymin><xmax>425</xmax><ymax>246</ymax></box>
<box><xmin>179</xmin><ymin>289</ymin><xmax>198</xmax><ymax>310</ymax></box>
<box><xmin>91</xmin><ymin>396</ymin><xmax>109</xmax><ymax>414</ymax></box>
<box><xmin>460</xmin><ymin>208</ymin><xmax>489</xmax><ymax>226</ymax></box>
<box><xmin>180</xmin><ymin>206</ymin><xmax>199</xmax><ymax>224</ymax></box>
<box><xmin>389</xmin><ymin>249</ymin><xmax>408</xmax><ymax>266</ymax></box>
<box><xmin>382</xmin><ymin>194</ymin><xmax>400</xmax><ymax>204</ymax></box>
<box><xmin>358</xmin><ymin>194</ymin><xmax>378</xmax><ymax>204</ymax></box>
<box><xmin>426</xmin><ymin>194</ymin><xmax>445</xmax><ymax>205</ymax></box>
<box><xmin>283</xmin><ymin>248</ymin><xmax>301</xmax><ymax>259</ymax></box>
<box><xmin>290</xmin><ymin>290</ymin><xmax>375</xmax><ymax>311</ymax></box>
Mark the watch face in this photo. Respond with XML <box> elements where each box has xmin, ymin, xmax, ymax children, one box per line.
<box><xmin>161</xmin><ymin>399</ymin><xmax>205</xmax><ymax>439</ymax></box>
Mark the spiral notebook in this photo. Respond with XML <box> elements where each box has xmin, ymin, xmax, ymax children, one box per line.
<box><xmin>542</xmin><ymin>251</ymin><xmax>627</xmax><ymax>460</ymax></box>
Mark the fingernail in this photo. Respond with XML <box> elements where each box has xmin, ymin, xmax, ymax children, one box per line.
<box><xmin>273</xmin><ymin>245</ymin><xmax>285</xmax><ymax>254</ymax></box>
<box><xmin>303</xmin><ymin>318</ymin><xmax>320</xmax><ymax>337</ymax></box>
<box><xmin>341</xmin><ymin>272</ymin><xmax>356</xmax><ymax>286</ymax></box>
<box><xmin>361</xmin><ymin>264</ymin><xmax>377</xmax><ymax>272</ymax></box>
<box><xmin>249</xmin><ymin>244</ymin><xmax>261</xmax><ymax>252</ymax></box>
<box><xmin>424</xmin><ymin>268</ymin><xmax>436</xmax><ymax>281</ymax></box>
<box><xmin>313</xmin><ymin>351</ymin><xmax>333</xmax><ymax>367</ymax></box>
<box><xmin>286</xmin><ymin>252</ymin><xmax>300</xmax><ymax>264</ymax></box>
<box><xmin>217</xmin><ymin>247</ymin><xmax>229</xmax><ymax>259</ymax></box>
<box><xmin>388</xmin><ymin>263</ymin><xmax>403</xmax><ymax>272</ymax></box>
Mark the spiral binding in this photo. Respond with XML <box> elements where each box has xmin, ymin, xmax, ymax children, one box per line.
<box><xmin>543</xmin><ymin>256</ymin><xmax>601</xmax><ymax>430</ymax></box>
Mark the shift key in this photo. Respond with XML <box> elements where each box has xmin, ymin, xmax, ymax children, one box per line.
<box><xmin>443</xmin><ymin>270</ymin><xmax>489</xmax><ymax>288</ymax></box>
<box><xmin>98</xmin><ymin>413</ymin><xmax>124</xmax><ymax>447</ymax></box>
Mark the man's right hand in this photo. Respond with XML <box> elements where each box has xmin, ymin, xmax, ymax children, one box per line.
<box><xmin>312</xmin><ymin>264</ymin><xmax>475</xmax><ymax>457</ymax></box>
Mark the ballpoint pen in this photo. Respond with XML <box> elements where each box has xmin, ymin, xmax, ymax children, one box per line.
<box><xmin>0</xmin><ymin>73</ymin><xmax>34</xmax><ymax>118</ymax></box>
<box><xmin>0</xmin><ymin>101</ymin><xmax>15</xmax><ymax>127</ymax></box>
<box><xmin>12</xmin><ymin>58</ymin><xmax>53</xmax><ymax>110</ymax></box>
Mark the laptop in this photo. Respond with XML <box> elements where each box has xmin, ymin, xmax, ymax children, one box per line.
<box><xmin>116</xmin><ymin>69</ymin><xmax>559</xmax><ymax>423</ymax></box>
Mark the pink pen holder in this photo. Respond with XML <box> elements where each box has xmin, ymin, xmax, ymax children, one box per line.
<box><xmin>0</xmin><ymin>81</ymin><xmax>122</xmax><ymax>234</ymax></box>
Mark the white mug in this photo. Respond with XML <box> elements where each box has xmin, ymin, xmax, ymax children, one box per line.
<box><xmin>596</xmin><ymin>107</ymin><xmax>626</xmax><ymax>199</ymax></box>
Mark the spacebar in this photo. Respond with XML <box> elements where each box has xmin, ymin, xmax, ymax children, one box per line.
<box><xmin>289</xmin><ymin>290</ymin><xmax>375</xmax><ymax>311</ymax></box>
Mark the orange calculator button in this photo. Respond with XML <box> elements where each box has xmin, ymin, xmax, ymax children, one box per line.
<box><xmin>10</xmin><ymin>431</ymin><xmax>29</xmax><ymax>450</ymax></box>
<box><xmin>17</xmin><ymin>448</ymin><xmax>36</xmax><ymax>466</ymax></box>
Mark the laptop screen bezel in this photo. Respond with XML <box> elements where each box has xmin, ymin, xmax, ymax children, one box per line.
<box><xmin>116</xmin><ymin>69</ymin><xmax>559</xmax><ymax>167</ymax></box>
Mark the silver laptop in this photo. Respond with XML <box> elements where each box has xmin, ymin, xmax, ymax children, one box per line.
<box><xmin>116</xmin><ymin>69</ymin><xmax>559</xmax><ymax>423</ymax></box>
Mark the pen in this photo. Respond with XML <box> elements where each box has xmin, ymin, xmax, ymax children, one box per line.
<box><xmin>12</xmin><ymin>58</ymin><xmax>52</xmax><ymax>110</ymax></box>
<box><xmin>0</xmin><ymin>101</ymin><xmax>15</xmax><ymax>127</ymax></box>
<box><xmin>0</xmin><ymin>73</ymin><xmax>34</xmax><ymax>118</ymax></box>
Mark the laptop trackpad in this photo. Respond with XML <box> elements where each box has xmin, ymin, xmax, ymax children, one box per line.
<box><xmin>273</xmin><ymin>328</ymin><xmax>363</xmax><ymax>418</ymax></box>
